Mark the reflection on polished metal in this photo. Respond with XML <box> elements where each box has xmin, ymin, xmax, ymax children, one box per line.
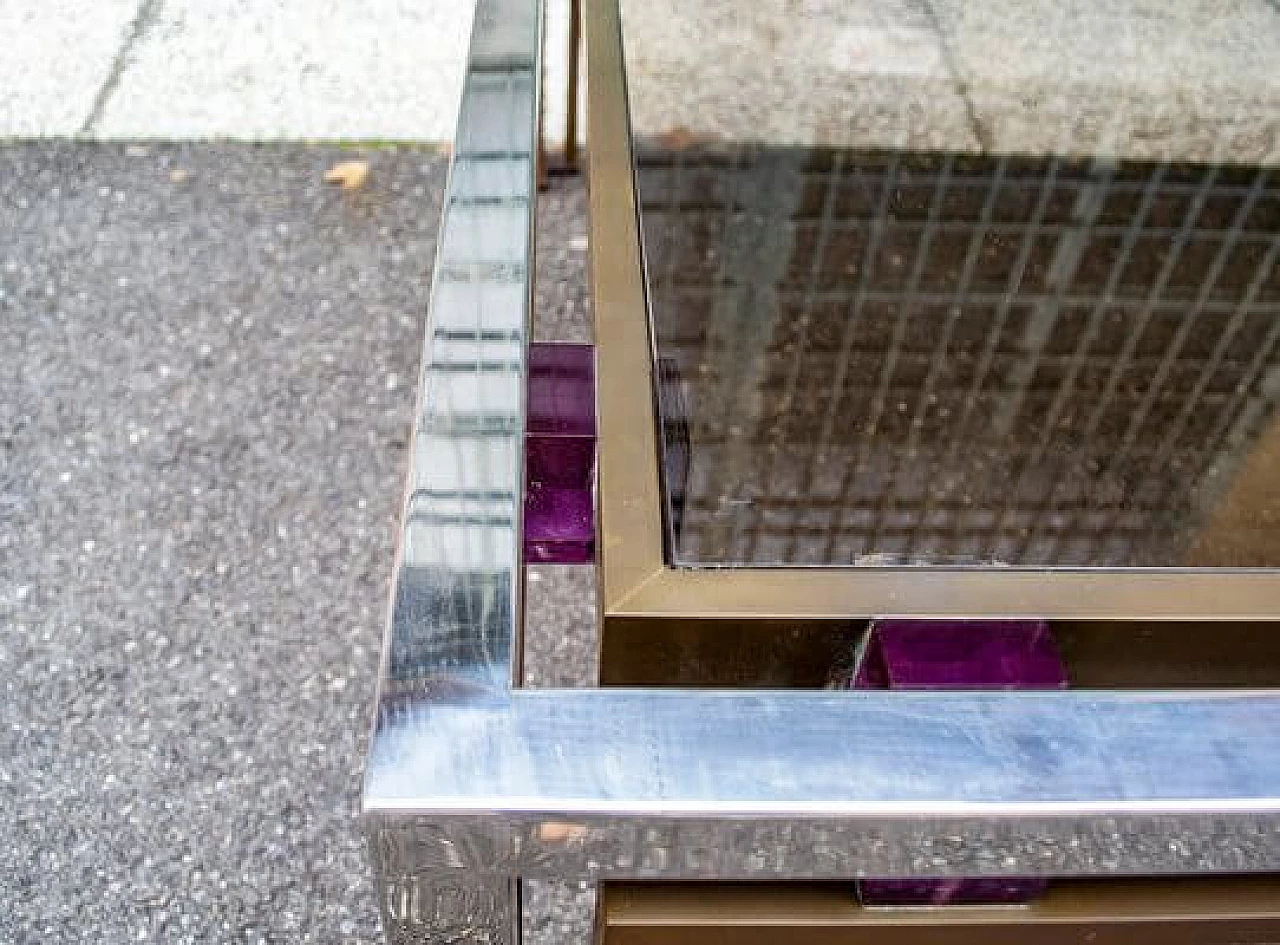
<box><xmin>363</xmin><ymin>0</ymin><xmax>539</xmax><ymax>940</ymax></box>
<box><xmin>367</xmin><ymin>690</ymin><xmax>1280</xmax><ymax>879</ymax></box>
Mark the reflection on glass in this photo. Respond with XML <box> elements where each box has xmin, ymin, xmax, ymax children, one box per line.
<box><xmin>622</xmin><ymin>0</ymin><xmax>1280</xmax><ymax>567</ymax></box>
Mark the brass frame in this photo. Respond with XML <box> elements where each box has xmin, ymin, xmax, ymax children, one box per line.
<box><xmin>599</xmin><ymin>880</ymin><xmax>1280</xmax><ymax>945</ymax></box>
<box><xmin>586</xmin><ymin>0</ymin><xmax>1280</xmax><ymax>642</ymax></box>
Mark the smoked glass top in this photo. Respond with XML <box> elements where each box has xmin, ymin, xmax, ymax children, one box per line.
<box><xmin>619</xmin><ymin>0</ymin><xmax>1280</xmax><ymax>567</ymax></box>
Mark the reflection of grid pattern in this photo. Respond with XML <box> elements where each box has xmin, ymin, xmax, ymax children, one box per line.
<box><xmin>636</xmin><ymin>144</ymin><xmax>1280</xmax><ymax>566</ymax></box>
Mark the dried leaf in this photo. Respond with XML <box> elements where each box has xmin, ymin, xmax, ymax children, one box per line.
<box><xmin>324</xmin><ymin>160</ymin><xmax>370</xmax><ymax>192</ymax></box>
<box><xmin>657</xmin><ymin>126</ymin><xmax>720</xmax><ymax>151</ymax></box>
<box><xmin>537</xmin><ymin>822</ymin><xmax>588</xmax><ymax>843</ymax></box>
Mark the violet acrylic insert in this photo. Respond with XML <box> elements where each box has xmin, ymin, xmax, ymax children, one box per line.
<box><xmin>524</xmin><ymin>343</ymin><xmax>595</xmax><ymax>564</ymax></box>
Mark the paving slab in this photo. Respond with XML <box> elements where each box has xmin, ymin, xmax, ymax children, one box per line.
<box><xmin>619</xmin><ymin>0</ymin><xmax>981</xmax><ymax>151</ymax></box>
<box><xmin>94</xmin><ymin>0</ymin><xmax>476</xmax><ymax>140</ymax></box>
<box><xmin>1</xmin><ymin>0</ymin><xmax>578</xmax><ymax>146</ymax></box>
<box><xmin>930</xmin><ymin>0</ymin><xmax>1280</xmax><ymax>161</ymax></box>
<box><xmin>0</xmin><ymin>0</ymin><xmax>140</xmax><ymax>136</ymax></box>
<box><xmin>617</xmin><ymin>0</ymin><xmax>1280</xmax><ymax>161</ymax></box>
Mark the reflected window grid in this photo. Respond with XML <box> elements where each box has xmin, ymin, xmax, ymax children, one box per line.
<box><xmin>639</xmin><ymin>146</ymin><xmax>1280</xmax><ymax>567</ymax></box>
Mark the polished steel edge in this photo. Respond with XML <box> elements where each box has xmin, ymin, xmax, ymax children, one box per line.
<box><xmin>374</xmin><ymin>874</ymin><xmax>520</xmax><ymax>945</ymax></box>
<box><xmin>363</xmin><ymin>0</ymin><xmax>540</xmax><ymax>941</ymax></box>
<box><xmin>367</xmin><ymin>810</ymin><xmax>1280</xmax><ymax>881</ymax></box>
<box><xmin>366</xmin><ymin>690</ymin><xmax>1280</xmax><ymax>882</ymax></box>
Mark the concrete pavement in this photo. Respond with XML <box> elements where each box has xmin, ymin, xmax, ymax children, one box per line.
<box><xmin>1</xmin><ymin>0</ymin><xmax>577</xmax><ymax>145</ymax></box>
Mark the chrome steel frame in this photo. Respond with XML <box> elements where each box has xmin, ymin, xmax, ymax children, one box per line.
<box><xmin>362</xmin><ymin>2</ymin><xmax>1280</xmax><ymax>942</ymax></box>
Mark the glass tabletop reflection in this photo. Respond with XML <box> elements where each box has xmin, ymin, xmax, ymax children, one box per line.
<box><xmin>619</xmin><ymin>0</ymin><xmax>1280</xmax><ymax>568</ymax></box>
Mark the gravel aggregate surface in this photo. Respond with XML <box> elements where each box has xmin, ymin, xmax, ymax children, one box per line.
<box><xmin>1</xmin><ymin>142</ymin><xmax>595</xmax><ymax>944</ymax></box>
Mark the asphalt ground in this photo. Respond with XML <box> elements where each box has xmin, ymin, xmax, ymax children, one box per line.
<box><xmin>1</xmin><ymin>143</ymin><xmax>595</xmax><ymax>943</ymax></box>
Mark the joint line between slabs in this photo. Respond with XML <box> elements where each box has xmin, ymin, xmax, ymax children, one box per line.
<box><xmin>79</xmin><ymin>0</ymin><xmax>165</xmax><ymax>136</ymax></box>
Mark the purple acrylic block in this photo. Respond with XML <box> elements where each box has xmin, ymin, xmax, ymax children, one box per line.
<box><xmin>852</xmin><ymin>619</ymin><xmax>1068</xmax><ymax>691</ymax></box>
<box><xmin>524</xmin><ymin>485</ymin><xmax>593</xmax><ymax>564</ymax></box>
<box><xmin>525</xmin><ymin>440</ymin><xmax>594</xmax><ymax>564</ymax></box>
<box><xmin>853</xmin><ymin>619</ymin><xmax>1067</xmax><ymax>906</ymax></box>
<box><xmin>524</xmin><ymin>343</ymin><xmax>596</xmax><ymax>564</ymax></box>
<box><xmin>856</xmin><ymin>878</ymin><xmax>1054</xmax><ymax>907</ymax></box>
<box><xmin>527</xmin><ymin>342</ymin><xmax>595</xmax><ymax>437</ymax></box>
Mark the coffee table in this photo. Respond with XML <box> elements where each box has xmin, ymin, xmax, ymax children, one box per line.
<box><xmin>362</xmin><ymin>0</ymin><xmax>1280</xmax><ymax>941</ymax></box>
